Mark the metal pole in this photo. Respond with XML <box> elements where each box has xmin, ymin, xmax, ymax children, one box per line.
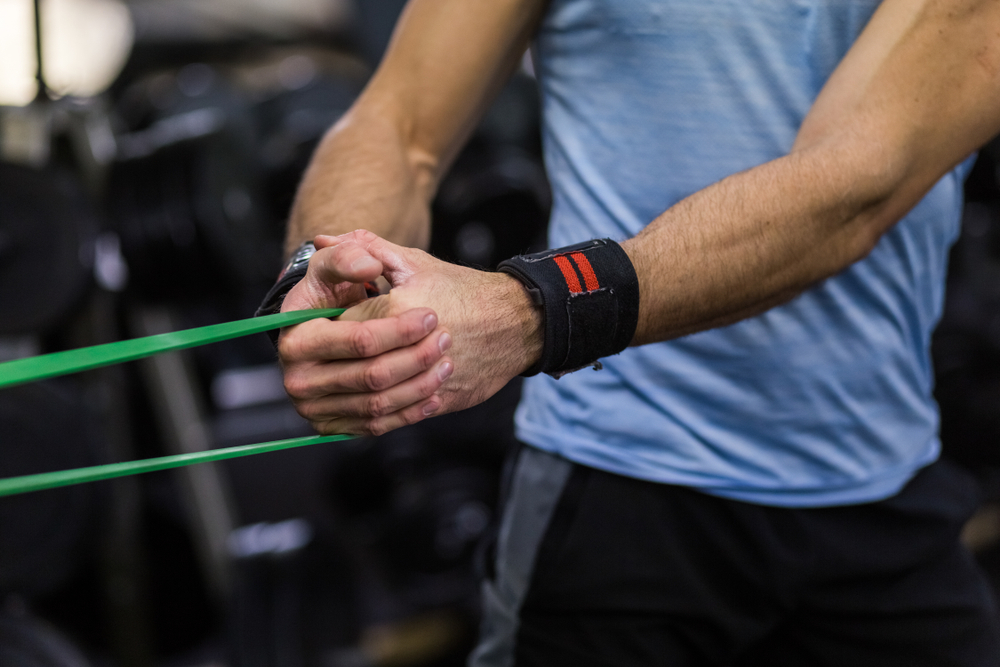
<box><xmin>33</xmin><ymin>0</ymin><xmax>48</xmax><ymax>101</ymax></box>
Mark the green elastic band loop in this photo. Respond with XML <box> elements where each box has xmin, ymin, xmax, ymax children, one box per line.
<box><xmin>0</xmin><ymin>308</ymin><xmax>353</xmax><ymax>496</ymax></box>
<box><xmin>0</xmin><ymin>434</ymin><xmax>353</xmax><ymax>497</ymax></box>
<box><xmin>0</xmin><ymin>308</ymin><xmax>344</xmax><ymax>389</ymax></box>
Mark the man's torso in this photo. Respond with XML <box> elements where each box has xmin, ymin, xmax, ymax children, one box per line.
<box><xmin>515</xmin><ymin>0</ymin><xmax>973</xmax><ymax>507</ymax></box>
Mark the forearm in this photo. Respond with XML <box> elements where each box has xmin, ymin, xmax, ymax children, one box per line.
<box><xmin>284</xmin><ymin>0</ymin><xmax>547</xmax><ymax>258</ymax></box>
<box><xmin>623</xmin><ymin>0</ymin><xmax>1000</xmax><ymax>345</ymax></box>
<box><xmin>286</xmin><ymin>104</ymin><xmax>438</xmax><ymax>256</ymax></box>
<box><xmin>623</xmin><ymin>139</ymin><xmax>895</xmax><ymax>344</ymax></box>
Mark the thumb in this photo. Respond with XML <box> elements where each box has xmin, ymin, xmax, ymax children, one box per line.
<box><xmin>309</xmin><ymin>236</ymin><xmax>384</xmax><ymax>285</ymax></box>
<box><xmin>345</xmin><ymin>230</ymin><xmax>426</xmax><ymax>286</ymax></box>
<box><xmin>281</xmin><ymin>269</ymin><xmax>368</xmax><ymax>312</ymax></box>
<box><xmin>281</xmin><ymin>238</ymin><xmax>379</xmax><ymax>312</ymax></box>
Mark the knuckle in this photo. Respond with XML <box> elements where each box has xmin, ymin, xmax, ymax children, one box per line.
<box><xmin>421</xmin><ymin>373</ymin><xmax>442</xmax><ymax>396</ymax></box>
<box><xmin>354</xmin><ymin>229</ymin><xmax>377</xmax><ymax>243</ymax></box>
<box><xmin>349</xmin><ymin>326</ymin><xmax>379</xmax><ymax>358</ymax></box>
<box><xmin>283</xmin><ymin>373</ymin><xmax>308</xmax><ymax>398</ymax></box>
<box><xmin>366</xmin><ymin>419</ymin><xmax>390</xmax><ymax>437</ymax></box>
<box><xmin>402</xmin><ymin>311</ymin><xmax>425</xmax><ymax>337</ymax></box>
<box><xmin>364</xmin><ymin>393</ymin><xmax>393</xmax><ymax>418</ymax></box>
<box><xmin>409</xmin><ymin>374</ymin><xmax>436</xmax><ymax>400</ymax></box>
<box><xmin>313</xmin><ymin>419</ymin><xmax>338</xmax><ymax>435</ymax></box>
<box><xmin>418</xmin><ymin>340</ymin><xmax>440</xmax><ymax>368</ymax></box>
<box><xmin>329</xmin><ymin>243</ymin><xmax>357</xmax><ymax>264</ymax></box>
<box><xmin>296</xmin><ymin>400</ymin><xmax>321</xmax><ymax>420</ymax></box>
<box><xmin>277</xmin><ymin>340</ymin><xmax>294</xmax><ymax>362</ymax></box>
<box><xmin>278</xmin><ymin>334</ymin><xmax>305</xmax><ymax>362</ymax></box>
<box><xmin>400</xmin><ymin>409</ymin><xmax>422</xmax><ymax>427</ymax></box>
<box><xmin>361</xmin><ymin>362</ymin><xmax>392</xmax><ymax>392</ymax></box>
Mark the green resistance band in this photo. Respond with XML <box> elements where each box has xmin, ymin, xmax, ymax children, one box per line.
<box><xmin>0</xmin><ymin>308</ymin><xmax>343</xmax><ymax>389</ymax></box>
<box><xmin>0</xmin><ymin>434</ymin><xmax>353</xmax><ymax>497</ymax></box>
<box><xmin>0</xmin><ymin>308</ymin><xmax>352</xmax><ymax>497</ymax></box>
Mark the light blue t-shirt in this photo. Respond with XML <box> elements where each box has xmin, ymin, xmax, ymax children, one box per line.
<box><xmin>514</xmin><ymin>0</ymin><xmax>974</xmax><ymax>507</ymax></box>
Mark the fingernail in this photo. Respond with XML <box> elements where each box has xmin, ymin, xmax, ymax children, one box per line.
<box><xmin>351</xmin><ymin>255</ymin><xmax>380</xmax><ymax>274</ymax></box>
<box><xmin>438</xmin><ymin>332</ymin><xmax>452</xmax><ymax>353</ymax></box>
<box><xmin>437</xmin><ymin>360</ymin><xmax>453</xmax><ymax>382</ymax></box>
<box><xmin>422</xmin><ymin>401</ymin><xmax>439</xmax><ymax>416</ymax></box>
<box><xmin>424</xmin><ymin>313</ymin><xmax>437</xmax><ymax>332</ymax></box>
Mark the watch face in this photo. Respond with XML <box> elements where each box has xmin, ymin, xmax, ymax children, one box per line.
<box><xmin>280</xmin><ymin>242</ymin><xmax>315</xmax><ymax>279</ymax></box>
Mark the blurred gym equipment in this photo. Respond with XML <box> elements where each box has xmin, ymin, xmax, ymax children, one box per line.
<box><xmin>3</xmin><ymin>1</ymin><xmax>999</xmax><ymax>665</ymax></box>
<box><xmin>1</xmin><ymin>2</ymin><xmax>548</xmax><ymax>665</ymax></box>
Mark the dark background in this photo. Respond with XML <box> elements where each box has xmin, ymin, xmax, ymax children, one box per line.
<box><xmin>0</xmin><ymin>2</ymin><xmax>999</xmax><ymax>666</ymax></box>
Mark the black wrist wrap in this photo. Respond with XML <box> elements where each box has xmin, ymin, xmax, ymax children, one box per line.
<box><xmin>498</xmin><ymin>238</ymin><xmax>639</xmax><ymax>377</ymax></box>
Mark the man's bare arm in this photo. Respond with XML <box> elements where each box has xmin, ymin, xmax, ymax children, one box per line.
<box><xmin>284</xmin><ymin>0</ymin><xmax>548</xmax><ymax>256</ymax></box>
<box><xmin>624</xmin><ymin>0</ymin><xmax>1000</xmax><ymax>344</ymax></box>
<box><xmin>281</xmin><ymin>0</ymin><xmax>1000</xmax><ymax>436</ymax></box>
<box><xmin>276</xmin><ymin>0</ymin><xmax>547</xmax><ymax>435</ymax></box>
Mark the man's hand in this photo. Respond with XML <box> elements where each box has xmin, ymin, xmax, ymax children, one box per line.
<box><xmin>279</xmin><ymin>230</ymin><xmax>543</xmax><ymax>436</ymax></box>
<box><xmin>277</xmin><ymin>233</ymin><xmax>450</xmax><ymax>435</ymax></box>
<box><xmin>274</xmin><ymin>0</ymin><xmax>548</xmax><ymax>437</ymax></box>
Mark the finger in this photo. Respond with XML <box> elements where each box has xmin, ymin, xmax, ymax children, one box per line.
<box><xmin>279</xmin><ymin>307</ymin><xmax>439</xmax><ymax>363</ymax></box>
<box><xmin>330</xmin><ymin>230</ymin><xmax>423</xmax><ymax>285</ymax></box>
<box><xmin>311</xmin><ymin>393</ymin><xmax>445</xmax><ymax>437</ymax></box>
<box><xmin>295</xmin><ymin>356</ymin><xmax>453</xmax><ymax>421</ymax></box>
<box><xmin>280</xmin><ymin>236</ymin><xmax>378</xmax><ymax>312</ymax></box>
<box><xmin>280</xmin><ymin>269</ymin><xmax>367</xmax><ymax>312</ymax></box>
<box><xmin>313</xmin><ymin>233</ymin><xmax>339</xmax><ymax>249</ymax></box>
<box><xmin>308</xmin><ymin>241</ymin><xmax>383</xmax><ymax>285</ymax></box>
<box><xmin>313</xmin><ymin>230</ymin><xmax>370</xmax><ymax>249</ymax></box>
<box><xmin>320</xmin><ymin>230</ymin><xmax>433</xmax><ymax>289</ymax></box>
<box><xmin>285</xmin><ymin>329</ymin><xmax>452</xmax><ymax>398</ymax></box>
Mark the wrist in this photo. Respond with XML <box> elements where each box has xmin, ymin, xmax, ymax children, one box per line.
<box><xmin>497</xmin><ymin>273</ymin><xmax>545</xmax><ymax>376</ymax></box>
<box><xmin>498</xmin><ymin>238</ymin><xmax>640</xmax><ymax>377</ymax></box>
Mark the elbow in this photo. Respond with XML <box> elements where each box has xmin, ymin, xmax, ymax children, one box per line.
<box><xmin>824</xmin><ymin>139</ymin><xmax>911</xmax><ymax>267</ymax></box>
<box><xmin>849</xmin><ymin>154</ymin><xmax>940</xmax><ymax>266</ymax></box>
<box><xmin>845</xmin><ymin>217</ymin><xmax>887</xmax><ymax>265</ymax></box>
<box><xmin>837</xmin><ymin>193</ymin><xmax>902</xmax><ymax>270</ymax></box>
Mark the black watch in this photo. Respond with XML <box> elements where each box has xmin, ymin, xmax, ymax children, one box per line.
<box><xmin>255</xmin><ymin>241</ymin><xmax>316</xmax><ymax>319</ymax></box>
